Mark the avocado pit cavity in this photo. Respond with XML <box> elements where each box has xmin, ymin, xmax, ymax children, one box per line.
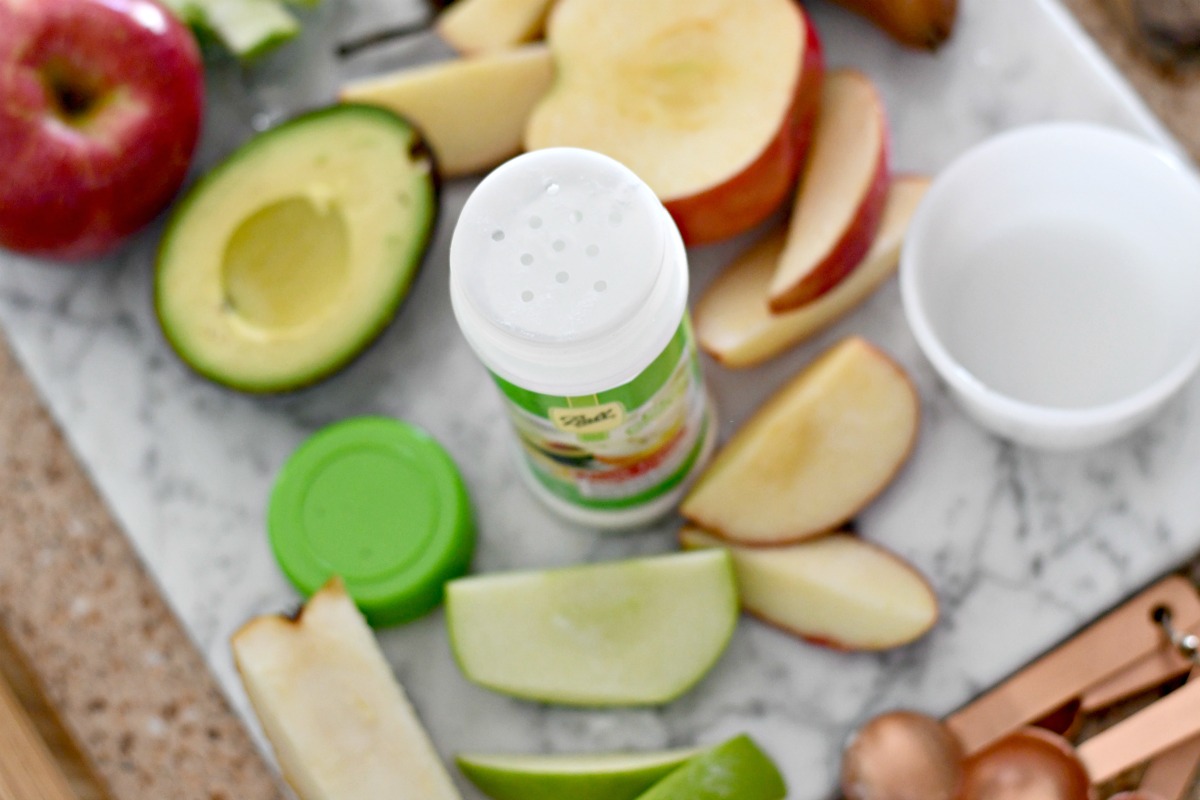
<box><xmin>221</xmin><ymin>195</ymin><xmax>351</xmax><ymax>330</ymax></box>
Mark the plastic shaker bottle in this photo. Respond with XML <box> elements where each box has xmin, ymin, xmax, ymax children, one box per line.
<box><xmin>449</xmin><ymin>148</ymin><xmax>715</xmax><ymax>529</ymax></box>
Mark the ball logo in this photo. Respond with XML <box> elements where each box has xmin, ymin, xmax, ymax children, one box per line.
<box><xmin>549</xmin><ymin>402</ymin><xmax>626</xmax><ymax>435</ymax></box>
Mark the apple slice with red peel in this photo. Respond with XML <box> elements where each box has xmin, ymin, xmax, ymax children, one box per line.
<box><xmin>767</xmin><ymin>70</ymin><xmax>890</xmax><ymax>313</ymax></box>
<box><xmin>340</xmin><ymin>45</ymin><xmax>554</xmax><ymax>178</ymax></box>
<box><xmin>436</xmin><ymin>0</ymin><xmax>556</xmax><ymax>55</ymax></box>
<box><xmin>680</xmin><ymin>528</ymin><xmax>939</xmax><ymax>651</ymax></box>
<box><xmin>525</xmin><ymin>0</ymin><xmax>824</xmax><ymax>246</ymax></box>
<box><xmin>696</xmin><ymin>176</ymin><xmax>930</xmax><ymax>369</ymax></box>
<box><xmin>680</xmin><ymin>337</ymin><xmax>919</xmax><ymax>545</ymax></box>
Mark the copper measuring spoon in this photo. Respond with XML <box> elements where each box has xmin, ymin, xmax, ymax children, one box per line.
<box><xmin>958</xmin><ymin>675</ymin><xmax>1200</xmax><ymax>800</ymax></box>
<box><xmin>842</xmin><ymin>578</ymin><xmax>1200</xmax><ymax>800</ymax></box>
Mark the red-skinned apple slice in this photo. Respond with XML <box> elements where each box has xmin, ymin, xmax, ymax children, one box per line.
<box><xmin>680</xmin><ymin>528</ymin><xmax>939</xmax><ymax>651</ymax></box>
<box><xmin>696</xmin><ymin>176</ymin><xmax>930</xmax><ymax>368</ymax></box>
<box><xmin>525</xmin><ymin>0</ymin><xmax>824</xmax><ymax>246</ymax></box>
<box><xmin>680</xmin><ymin>337</ymin><xmax>919</xmax><ymax>545</ymax></box>
<box><xmin>767</xmin><ymin>70</ymin><xmax>890</xmax><ymax>312</ymax></box>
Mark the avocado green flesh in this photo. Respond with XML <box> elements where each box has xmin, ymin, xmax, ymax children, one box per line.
<box><xmin>156</xmin><ymin>105</ymin><xmax>437</xmax><ymax>393</ymax></box>
<box><xmin>455</xmin><ymin>749</ymin><xmax>701</xmax><ymax>800</ymax></box>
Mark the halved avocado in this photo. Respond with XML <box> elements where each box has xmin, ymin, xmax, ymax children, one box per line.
<box><xmin>156</xmin><ymin>104</ymin><xmax>438</xmax><ymax>393</ymax></box>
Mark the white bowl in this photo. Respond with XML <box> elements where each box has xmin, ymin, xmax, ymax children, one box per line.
<box><xmin>901</xmin><ymin>123</ymin><xmax>1200</xmax><ymax>450</ymax></box>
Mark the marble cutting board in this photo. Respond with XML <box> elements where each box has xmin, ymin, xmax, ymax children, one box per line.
<box><xmin>2</xmin><ymin>1</ymin><xmax>1200</xmax><ymax>797</ymax></box>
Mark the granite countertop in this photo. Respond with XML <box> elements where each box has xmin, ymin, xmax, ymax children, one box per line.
<box><xmin>3</xmin><ymin>1</ymin><xmax>1200</xmax><ymax>798</ymax></box>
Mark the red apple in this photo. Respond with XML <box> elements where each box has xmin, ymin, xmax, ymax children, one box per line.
<box><xmin>0</xmin><ymin>0</ymin><xmax>204</xmax><ymax>261</ymax></box>
<box><xmin>525</xmin><ymin>0</ymin><xmax>824</xmax><ymax>247</ymax></box>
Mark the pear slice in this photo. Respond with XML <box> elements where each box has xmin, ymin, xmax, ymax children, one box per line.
<box><xmin>340</xmin><ymin>45</ymin><xmax>554</xmax><ymax>178</ymax></box>
<box><xmin>680</xmin><ymin>337</ymin><xmax>919</xmax><ymax>545</ymax></box>
<box><xmin>445</xmin><ymin>550</ymin><xmax>738</xmax><ymax>706</ymax></box>
<box><xmin>681</xmin><ymin>528</ymin><xmax>938</xmax><ymax>651</ymax></box>
<box><xmin>634</xmin><ymin>735</ymin><xmax>786</xmax><ymax>800</ymax></box>
<box><xmin>456</xmin><ymin>748</ymin><xmax>700</xmax><ymax>800</ymax></box>
<box><xmin>231</xmin><ymin>579</ymin><xmax>461</xmax><ymax>800</ymax></box>
<box><xmin>696</xmin><ymin>176</ymin><xmax>929</xmax><ymax>368</ymax></box>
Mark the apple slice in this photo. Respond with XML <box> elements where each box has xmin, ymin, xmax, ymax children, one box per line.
<box><xmin>696</xmin><ymin>176</ymin><xmax>930</xmax><ymax>368</ymax></box>
<box><xmin>525</xmin><ymin>0</ymin><xmax>824</xmax><ymax>246</ymax></box>
<box><xmin>436</xmin><ymin>0</ymin><xmax>556</xmax><ymax>54</ymax></box>
<box><xmin>681</xmin><ymin>528</ymin><xmax>939</xmax><ymax>651</ymax></box>
<box><xmin>231</xmin><ymin>579</ymin><xmax>462</xmax><ymax>800</ymax></box>
<box><xmin>767</xmin><ymin>70</ymin><xmax>890</xmax><ymax>312</ymax></box>
<box><xmin>680</xmin><ymin>337</ymin><xmax>919</xmax><ymax>545</ymax></box>
<box><xmin>829</xmin><ymin>0</ymin><xmax>958</xmax><ymax>50</ymax></box>
<box><xmin>340</xmin><ymin>45</ymin><xmax>554</xmax><ymax>178</ymax></box>
<box><xmin>634</xmin><ymin>735</ymin><xmax>786</xmax><ymax>800</ymax></box>
<box><xmin>456</xmin><ymin>748</ymin><xmax>700</xmax><ymax>800</ymax></box>
<box><xmin>445</xmin><ymin>550</ymin><xmax>738</xmax><ymax>706</ymax></box>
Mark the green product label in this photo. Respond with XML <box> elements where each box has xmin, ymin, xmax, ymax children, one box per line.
<box><xmin>492</xmin><ymin>319</ymin><xmax>710</xmax><ymax>511</ymax></box>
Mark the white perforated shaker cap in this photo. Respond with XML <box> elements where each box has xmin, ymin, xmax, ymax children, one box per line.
<box><xmin>449</xmin><ymin>148</ymin><xmax>689</xmax><ymax>396</ymax></box>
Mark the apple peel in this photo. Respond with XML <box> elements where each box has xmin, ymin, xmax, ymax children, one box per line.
<box><xmin>525</xmin><ymin>0</ymin><xmax>825</xmax><ymax>246</ymax></box>
<box><xmin>681</xmin><ymin>528</ymin><xmax>939</xmax><ymax>651</ymax></box>
<box><xmin>695</xmin><ymin>175</ymin><xmax>930</xmax><ymax>368</ymax></box>
<box><xmin>768</xmin><ymin>70</ymin><xmax>891</xmax><ymax>313</ymax></box>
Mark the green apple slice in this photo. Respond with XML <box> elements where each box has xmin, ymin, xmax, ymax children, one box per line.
<box><xmin>164</xmin><ymin>0</ymin><xmax>301</xmax><ymax>60</ymax></box>
<box><xmin>445</xmin><ymin>550</ymin><xmax>738</xmax><ymax>706</ymax></box>
<box><xmin>455</xmin><ymin>749</ymin><xmax>700</xmax><ymax>800</ymax></box>
<box><xmin>635</xmin><ymin>735</ymin><xmax>786</xmax><ymax>800</ymax></box>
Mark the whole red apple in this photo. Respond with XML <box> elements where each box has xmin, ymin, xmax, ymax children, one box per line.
<box><xmin>0</xmin><ymin>0</ymin><xmax>204</xmax><ymax>261</ymax></box>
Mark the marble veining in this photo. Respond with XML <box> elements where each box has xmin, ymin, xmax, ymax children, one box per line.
<box><xmin>2</xmin><ymin>1</ymin><xmax>1199</xmax><ymax>797</ymax></box>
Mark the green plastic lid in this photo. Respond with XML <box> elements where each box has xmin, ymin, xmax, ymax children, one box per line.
<box><xmin>268</xmin><ymin>417</ymin><xmax>475</xmax><ymax>627</ymax></box>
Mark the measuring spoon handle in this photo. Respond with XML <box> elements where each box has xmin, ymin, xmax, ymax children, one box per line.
<box><xmin>1079</xmin><ymin>675</ymin><xmax>1200</xmax><ymax>784</ymax></box>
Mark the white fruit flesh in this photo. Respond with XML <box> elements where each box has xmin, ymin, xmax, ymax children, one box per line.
<box><xmin>437</xmin><ymin>0</ymin><xmax>556</xmax><ymax>54</ymax></box>
<box><xmin>696</xmin><ymin>177</ymin><xmax>930</xmax><ymax>368</ymax></box>
<box><xmin>681</xmin><ymin>528</ymin><xmax>939</xmax><ymax>650</ymax></box>
<box><xmin>445</xmin><ymin>550</ymin><xmax>738</xmax><ymax>706</ymax></box>
<box><xmin>769</xmin><ymin>70</ymin><xmax>889</xmax><ymax>312</ymax></box>
<box><xmin>341</xmin><ymin>45</ymin><xmax>554</xmax><ymax>178</ymax></box>
<box><xmin>526</xmin><ymin>0</ymin><xmax>804</xmax><ymax>202</ymax></box>
<box><xmin>681</xmin><ymin>337</ymin><xmax>919</xmax><ymax>545</ymax></box>
<box><xmin>231</xmin><ymin>580</ymin><xmax>462</xmax><ymax>800</ymax></box>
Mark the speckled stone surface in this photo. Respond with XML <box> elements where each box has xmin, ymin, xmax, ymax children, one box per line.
<box><xmin>0</xmin><ymin>333</ymin><xmax>284</xmax><ymax>799</ymax></box>
<box><xmin>1</xmin><ymin>2</ymin><xmax>1200</xmax><ymax>799</ymax></box>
